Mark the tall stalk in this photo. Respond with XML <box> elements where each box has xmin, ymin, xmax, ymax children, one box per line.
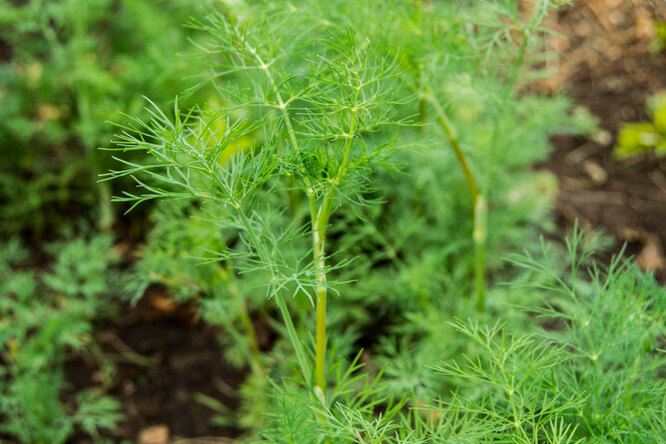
<box><xmin>423</xmin><ymin>89</ymin><xmax>487</xmax><ymax>312</ymax></box>
<box><xmin>313</xmin><ymin>200</ymin><xmax>332</xmax><ymax>398</ymax></box>
<box><xmin>245</xmin><ymin>42</ymin><xmax>331</xmax><ymax>396</ymax></box>
<box><xmin>244</xmin><ymin>35</ymin><xmax>362</xmax><ymax>397</ymax></box>
<box><xmin>312</xmin><ymin>72</ymin><xmax>361</xmax><ymax>396</ymax></box>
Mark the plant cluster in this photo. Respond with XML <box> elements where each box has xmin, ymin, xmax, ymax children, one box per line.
<box><xmin>0</xmin><ymin>234</ymin><xmax>123</xmax><ymax>443</ymax></box>
<box><xmin>245</xmin><ymin>231</ymin><xmax>666</xmax><ymax>443</ymax></box>
<box><xmin>3</xmin><ymin>0</ymin><xmax>664</xmax><ymax>442</ymax></box>
<box><xmin>102</xmin><ymin>0</ymin><xmax>663</xmax><ymax>442</ymax></box>
<box><xmin>0</xmin><ymin>3</ymin><xmax>214</xmax><ymax>440</ymax></box>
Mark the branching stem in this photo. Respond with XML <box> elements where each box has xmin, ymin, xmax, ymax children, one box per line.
<box><xmin>244</xmin><ymin>37</ymin><xmax>325</xmax><ymax>389</ymax></box>
<box><xmin>313</xmin><ymin>75</ymin><xmax>360</xmax><ymax>397</ymax></box>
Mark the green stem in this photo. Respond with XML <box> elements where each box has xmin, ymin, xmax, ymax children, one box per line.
<box><xmin>275</xmin><ymin>292</ymin><xmax>311</xmax><ymax>382</ymax></box>
<box><xmin>246</xmin><ymin>36</ymin><xmax>327</xmax><ymax>392</ymax></box>
<box><xmin>245</xmin><ymin>33</ymin><xmax>320</xmax><ymax>256</ymax></box>
<box><xmin>424</xmin><ymin>92</ymin><xmax>478</xmax><ymax>203</ymax></box>
<box><xmin>243</xmin><ymin>38</ymin><xmax>299</xmax><ymax>152</ymax></box>
<box><xmin>424</xmin><ymin>90</ymin><xmax>487</xmax><ymax>311</ymax></box>
<box><xmin>474</xmin><ymin>240</ymin><xmax>485</xmax><ymax>312</ymax></box>
<box><xmin>336</xmin><ymin>83</ymin><xmax>361</xmax><ymax>182</ymax></box>
<box><xmin>474</xmin><ymin>195</ymin><xmax>487</xmax><ymax>312</ymax></box>
<box><xmin>312</xmin><ymin>75</ymin><xmax>360</xmax><ymax>397</ymax></box>
<box><xmin>313</xmin><ymin>198</ymin><xmax>332</xmax><ymax>398</ymax></box>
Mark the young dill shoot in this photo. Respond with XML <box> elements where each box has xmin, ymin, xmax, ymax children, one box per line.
<box><xmin>104</xmin><ymin>9</ymin><xmax>409</xmax><ymax>404</ymax></box>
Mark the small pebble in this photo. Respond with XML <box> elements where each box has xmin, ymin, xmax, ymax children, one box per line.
<box><xmin>138</xmin><ymin>424</ymin><xmax>169</xmax><ymax>444</ymax></box>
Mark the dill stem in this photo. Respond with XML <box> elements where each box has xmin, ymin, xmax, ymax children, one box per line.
<box><xmin>246</xmin><ymin>36</ymin><xmax>321</xmax><ymax>248</ymax></box>
<box><xmin>313</xmin><ymin>198</ymin><xmax>332</xmax><ymax>398</ymax></box>
<box><xmin>424</xmin><ymin>91</ymin><xmax>487</xmax><ymax>311</ymax></box>
<box><xmin>245</xmin><ymin>38</ymin><xmax>324</xmax><ymax>387</ymax></box>
<box><xmin>474</xmin><ymin>213</ymin><xmax>487</xmax><ymax>312</ymax></box>
<box><xmin>424</xmin><ymin>92</ymin><xmax>478</xmax><ymax>203</ymax></box>
<box><xmin>336</xmin><ymin>83</ymin><xmax>360</xmax><ymax>182</ymax></box>
<box><xmin>313</xmin><ymin>77</ymin><xmax>360</xmax><ymax>397</ymax></box>
<box><xmin>276</xmin><ymin>292</ymin><xmax>311</xmax><ymax>382</ymax></box>
<box><xmin>474</xmin><ymin>244</ymin><xmax>485</xmax><ymax>312</ymax></box>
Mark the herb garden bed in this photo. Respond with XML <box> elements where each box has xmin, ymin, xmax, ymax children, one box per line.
<box><xmin>1</xmin><ymin>1</ymin><xmax>665</xmax><ymax>443</ymax></box>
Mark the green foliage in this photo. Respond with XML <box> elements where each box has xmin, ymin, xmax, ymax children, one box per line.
<box><xmin>0</xmin><ymin>0</ymin><xmax>210</xmax><ymax>236</ymax></box>
<box><xmin>427</xmin><ymin>319</ymin><xmax>583</xmax><ymax>443</ymax></box>
<box><xmin>106</xmin><ymin>1</ymin><xmax>412</xmax><ymax>397</ymax></box>
<box><xmin>0</xmin><ymin>0</ymin><xmax>660</xmax><ymax>441</ymax></box>
<box><xmin>614</xmin><ymin>91</ymin><xmax>666</xmax><ymax>159</ymax></box>
<box><xmin>650</xmin><ymin>21</ymin><xmax>666</xmax><ymax>53</ymax></box>
<box><xmin>248</xmin><ymin>231</ymin><xmax>666</xmax><ymax>443</ymax></box>
<box><xmin>129</xmin><ymin>202</ymin><xmax>271</xmax><ymax>368</ymax></box>
<box><xmin>509</xmin><ymin>229</ymin><xmax>666</xmax><ymax>441</ymax></box>
<box><xmin>98</xmin><ymin>0</ymin><xmax>664</xmax><ymax>442</ymax></box>
<box><xmin>103</xmin><ymin>0</ymin><xmax>603</xmax><ymax>439</ymax></box>
<box><xmin>0</xmin><ymin>234</ymin><xmax>122</xmax><ymax>443</ymax></box>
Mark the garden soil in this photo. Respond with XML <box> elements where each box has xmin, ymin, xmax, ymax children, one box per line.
<box><xmin>541</xmin><ymin>0</ymin><xmax>666</xmax><ymax>281</ymax></box>
<box><xmin>66</xmin><ymin>287</ymin><xmax>250</xmax><ymax>443</ymax></box>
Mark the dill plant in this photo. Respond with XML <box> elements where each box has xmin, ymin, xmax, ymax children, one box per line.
<box><xmin>507</xmin><ymin>228</ymin><xmax>666</xmax><ymax>442</ymax></box>
<box><xmin>399</xmin><ymin>0</ymin><xmax>574</xmax><ymax>312</ymax></box>
<box><xmin>300</xmin><ymin>0</ymin><xmax>592</xmax><ymax>316</ymax></box>
<box><xmin>106</xmin><ymin>8</ymin><xmax>408</xmax><ymax>401</ymax></box>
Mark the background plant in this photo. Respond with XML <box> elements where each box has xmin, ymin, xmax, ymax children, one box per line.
<box><xmin>0</xmin><ymin>234</ymin><xmax>123</xmax><ymax>443</ymax></box>
<box><xmin>614</xmin><ymin>91</ymin><xmax>666</xmax><ymax>159</ymax></box>
<box><xmin>0</xmin><ymin>0</ymin><xmax>211</xmax><ymax>238</ymax></box>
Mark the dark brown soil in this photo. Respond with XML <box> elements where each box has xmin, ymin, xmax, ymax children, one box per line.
<box><xmin>65</xmin><ymin>289</ymin><xmax>246</xmax><ymax>443</ymax></box>
<box><xmin>541</xmin><ymin>0</ymin><xmax>666</xmax><ymax>279</ymax></box>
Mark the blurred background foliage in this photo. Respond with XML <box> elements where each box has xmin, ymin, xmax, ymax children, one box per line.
<box><xmin>0</xmin><ymin>0</ymin><xmax>211</xmax><ymax>239</ymax></box>
<box><xmin>0</xmin><ymin>1</ymin><xmax>212</xmax><ymax>442</ymax></box>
